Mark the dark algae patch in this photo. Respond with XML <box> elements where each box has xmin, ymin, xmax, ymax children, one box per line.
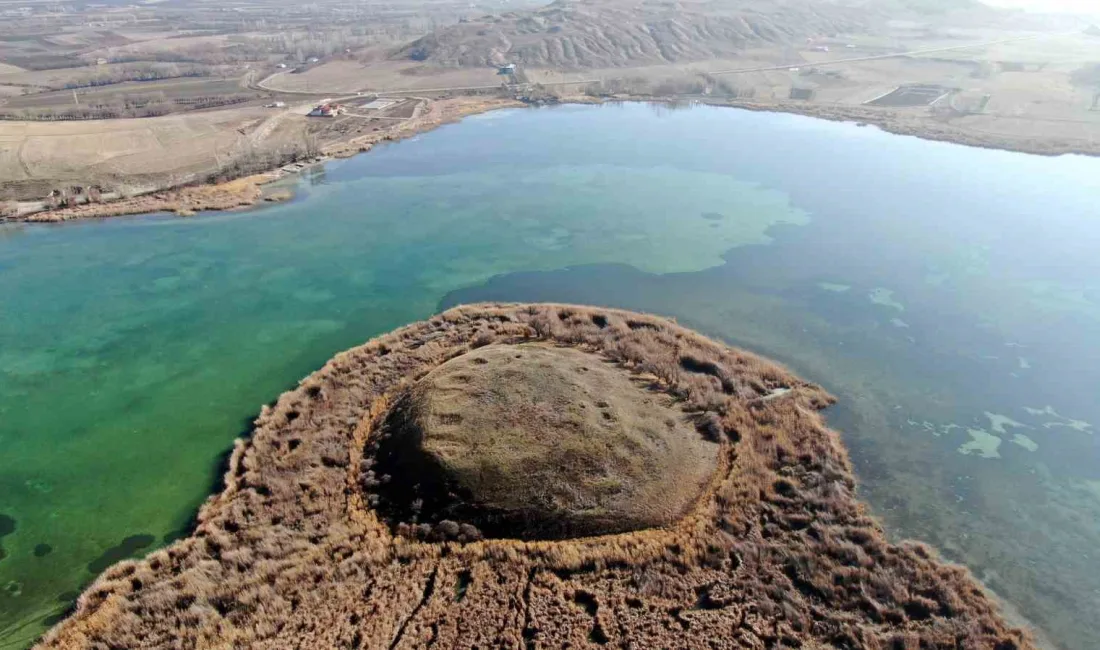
<box><xmin>86</xmin><ymin>535</ymin><xmax>155</xmax><ymax>574</ymax></box>
<box><xmin>32</xmin><ymin>545</ymin><xmax>51</xmax><ymax>558</ymax></box>
<box><xmin>0</xmin><ymin>513</ymin><xmax>15</xmax><ymax>562</ymax></box>
<box><xmin>40</xmin><ymin>611</ymin><xmax>69</xmax><ymax>628</ymax></box>
<box><xmin>160</xmin><ymin>528</ymin><xmax>189</xmax><ymax>546</ymax></box>
<box><xmin>41</xmin><ymin>593</ymin><xmax>81</xmax><ymax>628</ymax></box>
<box><xmin>40</xmin><ymin>306</ymin><xmax>1032</xmax><ymax>649</ymax></box>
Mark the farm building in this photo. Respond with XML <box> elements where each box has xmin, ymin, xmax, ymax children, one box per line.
<box><xmin>308</xmin><ymin>103</ymin><xmax>345</xmax><ymax>117</ymax></box>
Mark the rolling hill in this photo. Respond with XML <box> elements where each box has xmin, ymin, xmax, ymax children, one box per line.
<box><xmin>395</xmin><ymin>0</ymin><xmax>884</xmax><ymax>69</ymax></box>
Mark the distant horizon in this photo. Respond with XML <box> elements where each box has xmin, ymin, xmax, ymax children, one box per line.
<box><xmin>981</xmin><ymin>0</ymin><xmax>1099</xmax><ymax>16</ymax></box>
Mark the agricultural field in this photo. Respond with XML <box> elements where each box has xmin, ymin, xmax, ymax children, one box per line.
<box><xmin>1</xmin><ymin>77</ymin><xmax>261</xmax><ymax>120</ymax></box>
<box><xmin>0</xmin><ymin>106</ymin><xmax>310</xmax><ymax>200</ymax></box>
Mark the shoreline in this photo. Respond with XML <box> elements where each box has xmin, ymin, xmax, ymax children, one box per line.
<box><xmin>6</xmin><ymin>93</ymin><xmax>1097</xmax><ymax>225</ymax></box>
<box><xmin>720</xmin><ymin>99</ymin><xmax>1100</xmax><ymax>159</ymax></box>
<box><xmin>8</xmin><ymin>96</ymin><xmax>524</xmax><ymax>225</ymax></box>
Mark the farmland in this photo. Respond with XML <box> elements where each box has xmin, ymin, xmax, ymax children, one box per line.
<box><xmin>0</xmin><ymin>106</ymin><xmax>309</xmax><ymax>201</ymax></box>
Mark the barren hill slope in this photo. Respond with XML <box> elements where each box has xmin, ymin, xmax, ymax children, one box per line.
<box><xmin>395</xmin><ymin>0</ymin><xmax>904</xmax><ymax>69</ymax></box>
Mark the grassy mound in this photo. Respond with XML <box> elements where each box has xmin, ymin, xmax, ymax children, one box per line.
<box><xmin>38</xmin><ymin>304</ymin><xmax>1034</xmax><ymax>650</ymax></box>
<box><xmin>370</xmin><ymin>344</ymin><xmax>718</xmax><ymax>539</ymax></box>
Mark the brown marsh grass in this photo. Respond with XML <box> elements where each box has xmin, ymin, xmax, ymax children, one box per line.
<box><xmin>39</xmin><ymin>304</ymin><xmax>1033</xmax><ymax>650</ymax></box>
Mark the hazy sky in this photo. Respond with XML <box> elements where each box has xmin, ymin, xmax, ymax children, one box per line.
<box><xmin>982</xmin><ymin>0</ymin><xmax>1099</xmax><ymax>15</ymax></box>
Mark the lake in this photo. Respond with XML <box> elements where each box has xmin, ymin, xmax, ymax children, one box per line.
<box><xmin>1</xmin><ymin>103</ymin><xmax>1097</xmax><ymax>649</ymax></box>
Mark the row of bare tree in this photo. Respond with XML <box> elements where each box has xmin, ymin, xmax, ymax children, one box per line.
<box><xmin>0</xmin><ymin>95</ymin><xmax>253</xmax><ymax>121</ymax></box>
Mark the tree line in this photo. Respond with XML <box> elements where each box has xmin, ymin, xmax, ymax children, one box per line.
<box><xmin>48</xmin><ymin>63</ymin><xmax>215</xmax><ymax>91</ymax></box>
<box><xmin>0</xmin><ymin>94</ymin><xmax>253</xmax><ymax>121</ymax></box>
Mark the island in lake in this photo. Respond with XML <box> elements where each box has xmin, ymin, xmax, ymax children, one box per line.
<box><xmin>40</xmin><ymin>304</ymin><xmax>1031</xmax><ymax>649</ymax></box>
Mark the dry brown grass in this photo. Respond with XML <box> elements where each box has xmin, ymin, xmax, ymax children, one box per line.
<box><xmin>25</xmin><ymin>173</ymin><xmax>280</xmax><ymax>222</ymax></box>
<box><xmin>0</xmin><ymin>107</ymin><xmax>277</xmax><ymax>195</ymax></box>
<box><xmin>371</xmin><ymin>343</ymin><xmax>720</xmax><ymax>540</ymax></box>
<box><xmin>38</xmin><ymin>304</ymin><xmax>1033</xmax><ymax>650</ymax></box>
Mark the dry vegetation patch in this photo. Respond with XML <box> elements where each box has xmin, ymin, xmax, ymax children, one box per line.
<box><xmin>39</xmin><ymin>304</ymin><xmax>1032</xmax><ymax>650</ymax></box>
<box><xmin>0</xmin><ymin>108</ymin><xmax>287</xmax><ymax>191</ymax></box>
<box><xmin>25</xmin><ymin>172</ymin><xmax>278</xmax><ymax>222</ymax></box>
<box><xmin>371</xmin><ymin>344</ymin><xmax>719</xmax><ymax>540</ymax></box>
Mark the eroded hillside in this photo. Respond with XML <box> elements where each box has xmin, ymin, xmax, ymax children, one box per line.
<box><xmin>391</xmin><ymin>0</ymin><xmax>1000</xmax><ymax>69</ymax></box>
<box><xmin>395</xmin><ymin>0</ymin><xmax>882</xmax><ymax>68</ymax></box>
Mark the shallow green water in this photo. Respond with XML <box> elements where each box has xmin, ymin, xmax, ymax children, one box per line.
<box><xmin>2</xmin><ymin>103</ymin><xmax>1099</xmax><ymax>649</ymax></box>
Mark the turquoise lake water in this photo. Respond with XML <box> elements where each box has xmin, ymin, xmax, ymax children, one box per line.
<box><xmin>1</xmin><ymin>103</ymin><xmax>1098</xmax><ymax>649</ymax></box>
